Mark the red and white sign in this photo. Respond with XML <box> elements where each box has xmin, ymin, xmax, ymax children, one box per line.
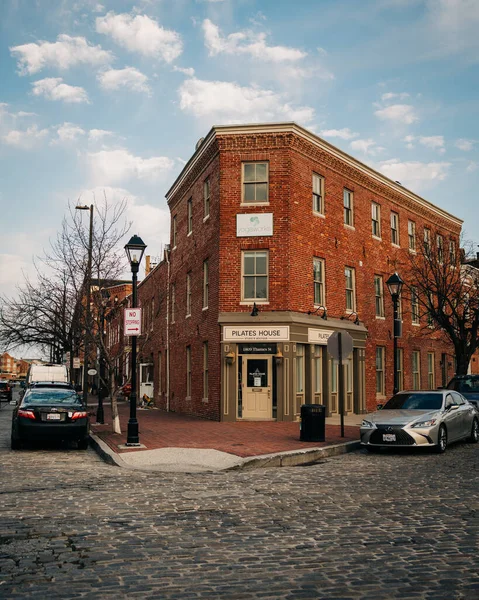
<box><xmin>124</xmin><ymin>308</ymin><xmax>142</xmax><ymax>336</ymax></box>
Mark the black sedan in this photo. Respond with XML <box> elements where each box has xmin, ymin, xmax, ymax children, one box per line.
<box><xmin>11</xmin><ymin>387</ymin><xmax>89</xmax><ymax>449</ymax></box>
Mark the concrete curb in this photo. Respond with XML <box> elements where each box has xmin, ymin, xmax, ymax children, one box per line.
<box><xmin>89</xmin><ymin>431</ymin><xmax>361</xmax><ymax>472</ymax></box>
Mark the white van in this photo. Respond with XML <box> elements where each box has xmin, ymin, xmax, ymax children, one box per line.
<box><xmin>26</xmin><ymin>363</ymin><xmax>69</xmax><ymax>385</ymax></box>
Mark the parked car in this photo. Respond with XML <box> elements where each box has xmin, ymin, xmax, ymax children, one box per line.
<box><xmin>361</xmin><ymin>390</ymin><xmax>478</xmax><ymax>453</ymax></box>
<box><xmin>11</xmin><ymin>386</ymin><xmax>89</xmax><ymax>450</ymax></box>
<box><xmin>0</xmin><ymin>381</ymin><xmax>13</xmax><ymax>403</ymax></box>
<box><xmin>446</xmin><ymin>375</ymin><xmax>479</xmax><ymax>412</ymax></box>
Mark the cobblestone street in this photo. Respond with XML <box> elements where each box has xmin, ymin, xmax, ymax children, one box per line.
<box><xmin>0</xmin><ymin>403</ymin><xmax>478</xmax><ymax>600</ymax></box>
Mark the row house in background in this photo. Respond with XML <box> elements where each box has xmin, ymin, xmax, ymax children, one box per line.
<box><xmin>130</xmin><ymin>122</ymin><xmax>462</xmax><ymax>421</ymax></box>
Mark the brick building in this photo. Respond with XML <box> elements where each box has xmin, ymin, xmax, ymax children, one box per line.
<box><xmin>133</xmin><ymin>122</ymin><xmax>462</xmax><ymax>421</ymax></box>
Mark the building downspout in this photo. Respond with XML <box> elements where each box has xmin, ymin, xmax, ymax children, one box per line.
<box><xmin>165</xmin><ymin>247</ymin><xmax>171</xmax><ymax>412</ymax></box>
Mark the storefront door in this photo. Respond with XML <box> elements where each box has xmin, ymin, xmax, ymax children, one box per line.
<box><xmin>241</xmin><ymin>356</ymin><xmax>272</xmax><ymax>419</ymax></box>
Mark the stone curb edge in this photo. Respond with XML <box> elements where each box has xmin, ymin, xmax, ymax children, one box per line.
<box><xmin>89</xmin><ymin>431</ymin><xmax>361</xmax><ymax>472</ymax></box>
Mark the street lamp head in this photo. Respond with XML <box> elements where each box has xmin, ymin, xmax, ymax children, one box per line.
<box><xmin>386</xmin><ymin>272</ymin><xmax>404</xmax><ymax>298</ymax></box>
<box><xmin>125</xmin><ymin>234</ymin><xmax>147</xmax><ymax>266</ymax></box>
<box><xmin>75</xmin><ymin>204</ymin><xmax>89</xmax><ymax>210</ymax></box>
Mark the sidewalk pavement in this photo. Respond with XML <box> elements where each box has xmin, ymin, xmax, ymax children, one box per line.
<box><xmin>87</xmin><ymin>397</ymin><xmax>362</xmax><ymax>473</ymax></box>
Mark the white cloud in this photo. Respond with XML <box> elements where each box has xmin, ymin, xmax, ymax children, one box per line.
<box><xmin>96</xmin><ymin>12</ymin><xmax>182</xmax><ymax>62</ymax></box>
<box><xmin>2</xmin><ymin>125</ymin><xmax>49</xmax><ymax>149</ymax></box>
<box><xmin>320</xmin><ymin>128</ymin><xmax>358</xmax><ymax>140</ymax></box>
<box><xmin>10</xmin><ymin>34</ymin><xmax>113</xmax><ymax>76</ymax></box>
<box><xmin>203</xmin><ymin>19</ymin><xmax>306</xmax><ymax>63</ymax></box>
<box><xmin>173</xmin><ymin>65</ymin><xmax>195</xmax><ymax>77</ymax></box>
<box><xmin>455</xmin><ymin>138</ymin><xmax>475</xmax><ymax>151</ymax></box>
<box><xmin>404</xmin><ymin>134</ymin><xmax>415</xmax><ymax>149</ymax></box>
<box><xmin>31</xmin><ymin>78</ymin><xmax>90</xmax><ymax>104</ymax></box>
<box><xmin>52</xmin><ymin>122</ymin><xmax>86</xmax><ymax>144</ymax></box>
<box><xmin>377</xmin><ymin>159</ymin><xmax>451</xmax><ymax>190</ymax></box>
<box><xmin>403</xmin><ymin>134</ymin><xmax>446</xmax><ymax>153</ymax></box>
<box><xmin>381</xmin><ymin>92</ymin><xmax>410</xmax><ymax>101</ymax></box>
<box><xmin>88</xmin><ymin>129</ymin><xmax>114</xmax><ymax>142</ymax></box>
<box><xmin>375</xmin><ymin>104</ymin><xmax>419</xmax><ymax>124</ymax></box>
<box><xmin>97</xmin><ymin>67</ymin><xmax>150</xmax><ymax>94</ymax></box>
<box><xmin>466</xmin><ymin>161</ymin><xmax>478</xmax><ymax>172</ymax></box>
<box><xmin>87</xmin><ymin>148</ymin><xmax>175</xmax><ymax>185</ymax></box>
<box><xmin>350</xmin><ymin>138</ymin><xmax>384</xmax><ymax>156</ymax></box>
<box><xmin>178</xmin><ymin>78</ymin><xmax>315</xmax><ymax>125</ymax></box>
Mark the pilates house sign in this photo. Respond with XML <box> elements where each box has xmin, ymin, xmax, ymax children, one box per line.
<box><xmin>236</xmin><ymin>213</ymin><xmax>273</xmax><ymax>237</ymax></box>
<box><xmin>223</xmin><ymin>326</ymin><xmax>290</xmax><ymax>342</ymax></box>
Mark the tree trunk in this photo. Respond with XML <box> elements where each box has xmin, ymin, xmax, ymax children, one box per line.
<box><xmin>455</xmin><ymin>352</ymin><xmax>470</xmax><ymax>376</ymax></box>
<box><xmin>109</xmin><ymin>376</ymin><xmax>121</xmax><ymax>434</ymax></box>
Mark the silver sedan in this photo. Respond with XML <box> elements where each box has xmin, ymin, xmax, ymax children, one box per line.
<box><xmin>360</xmin><ymin>390</ymin><xmax>479</xmax><ymax>453</ymax></box>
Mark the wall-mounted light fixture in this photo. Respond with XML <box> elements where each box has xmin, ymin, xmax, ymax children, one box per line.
<box><xmin>308</xmin><ymin>305</ymin><xmax>327</xmax><ymax>319</ymax></box>
<box><xmin>251</xmin><ymin>302</ymin><xmax>259</xmax><ymax>317</ymax></box>
<box><xmin>225</xmin><ymin>351</ymin><xmax>235</xmax><ymax>365</ymax></box>
<box><xmin>341</xmin><ymin>311</ymin><xmax>360</xmax><ymax>325</ymax></box>
<box><xmin>274</xmin><ymin>349</ymin><xmax>283</xmax><ymax>365</ymax></box>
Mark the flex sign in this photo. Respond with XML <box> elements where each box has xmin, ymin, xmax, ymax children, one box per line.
<box><xmin>124</xmin><ymin>308</ymin><xmax>142</xmax><ymax>336</ymax></box>
<box><xmin>223</xmin><ymin>326</ymin><xmax>289</xmax><ymax>342</ymax></box>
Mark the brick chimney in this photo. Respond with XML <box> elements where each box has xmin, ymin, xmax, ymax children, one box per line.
<box><xmin>145</xmin><ymin>255</ymin><xmax>151</xmax><ymax>275</ymax></box>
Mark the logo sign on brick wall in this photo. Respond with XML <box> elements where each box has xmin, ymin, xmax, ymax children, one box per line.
<box><xmin>308</xmin><ymin>328</ymin><xmax>334</xmax><ymax>345</ymax></box>
<box><xmin>124</xmin><ymin>308</ymin><xmax>142</xmax><ymax>336</ymax></box>
<box><xmin>223</xmin><ymin>326</ymin><xmax>289</xmax><ymax>342</ymax></box>
<box><xmin>236</xmin><ymin>213</ymin><xmax>273</xmax><ymax>237</ymax></box>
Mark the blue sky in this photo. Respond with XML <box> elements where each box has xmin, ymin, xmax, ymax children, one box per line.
<box><xmin>1</xmin><ymin>0</ymin><xmax>478</xmax><ymax>298</ymax></box>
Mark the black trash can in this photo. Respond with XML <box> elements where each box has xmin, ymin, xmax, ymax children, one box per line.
<box><xmin>300</xmin><ymin>404</ymin><xmax>326</xmax><ymax>442</ymax></box>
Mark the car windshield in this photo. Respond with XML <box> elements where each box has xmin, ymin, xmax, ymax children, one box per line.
<box><xmin>23</xmin><ymin>390</ymin><xmax>81</xmax><ymax>405</ymax></box>
<box><xmin>447</xmin><ymin>377</ymin><xmax>479</xmax><ymax>393</ymax></box>
<box><xmin>382</xmin><ymin>393</ymin><xmax>443</xmax><ymax>410</ymax></box>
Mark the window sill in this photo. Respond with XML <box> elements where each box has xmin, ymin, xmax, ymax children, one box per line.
<box><xmin>372</xmin><ymin>235</ymin><xmax>382</xmax><ymax>241</ymax></box>
<box><xmin>186</xmin><ymin>314</ymin><xmax>191</xmax><ymax>319</ymax></box>
<box><xmin>187</xmin><ymin>232</ymin><xmax>192</xmax><ymax>237</ymax></box>
<box><xmin>202</xmin><ymin>398</ymin><xmax>209</xmax><ymax>404</ymax></box>
<box><xmin>202</xmin><ymin>306</ymin><xmax>208</xmax><ymax>311</ymax></box>
<box><xmin>412</xmin><ymin>322</ymin><xmax>420</xmax><ymax>327</ymax></box>
<box><xmin>203</xmin><ymin>215</ymin><xmax>210</xmax><ymax>223</ymax></box>
<box><xmin>240</xmin><ymin>202</ymin><xmax>270</xmax><ymax>208</ymax></box>
<box><xmin>172</xmin><ymin>246</ymin><xmax>177</xmax><ymax>251</ymax></box>
<box><xmin>344</xmin><ymin>224</ymin><xmax>355</xmax><ymax>231</ymax></box>
<box><xmin>409</xmin><ymin>248</ymin><xmax>416</xmax><ymax>254</ymax></box>
<box><xmin>240</xmin><ymin>301</ymin><xmax>270</xmax><ymax>305</ymax></box>
<box><xmin>375</xmin><ymin>316</ymin><xmax>386</xmax><ymax>320</ymax></box>
<box><xmin>392</xmin><ymin>243</ymin><xmax>401</xmax><ymax>248</ymax></box>
<box><xmin>313</xmin><ymin>211</ymin><xmax>325</xmax><ymax>219</ymax></box>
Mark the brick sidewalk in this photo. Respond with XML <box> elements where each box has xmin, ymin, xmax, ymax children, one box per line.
<box><xmin>90</xmin><ymin>399</ymin><xmax>360</xmax><ymax>458</ymax></box>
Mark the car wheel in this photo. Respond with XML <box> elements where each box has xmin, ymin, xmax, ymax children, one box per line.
<box><xmin>366</xmin><ymin>446</ymin><xmax>380</xmax><ymax>453</ymax></box>
<box><xmin>435</xmin><ymin>425</ymin><xmax>447</xmax><ymax>453</ymax></box>
<box><xmin>78</xmin><ymin>438</ymin><xmax>89</xmax><ymax>450</ymax></box>
<box><xmin>468</xmin><ymin>418</ymin><xmax>479</xmax><ymax>443</ymax></box>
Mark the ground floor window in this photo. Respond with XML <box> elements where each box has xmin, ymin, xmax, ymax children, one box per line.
<box><xmin>296</xmin><ymin>344</ymin><xmax>305</xmax><ymax>394</ymax></box>
<box><xmin>186</xmin><ymin>346</ymin><xmax>191</xmax><ymax>397</ymax></box>
<box><xmin>313</xmin><ymin>345</ymin><xmax>323</xmax><ymax>402</ymax></box>
<box><xmin>428</xmin><ymin>352</ymin><xmax>435</xmax><ymax>390</ymax></box>
<box><xmin>203</xmin><ymin>342</ymin><xmax>208</xmax><ymax>401</ymax></box>
<box><xmin>397</xmin><ymin>348</ymin><xmax>404</xmax><ymax>392</ymax></box>
<box><xmin>412</xmin><ymin>351</ymin><xmax>421</xmax><ymax>390</ymax></box>
<box><xmin>376</xmin><ymin>346</ymin><xmax>385</xmax><ymax>396</ymax></box>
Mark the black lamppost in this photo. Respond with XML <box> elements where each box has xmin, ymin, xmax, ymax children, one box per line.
<box><xmin>386</xmin><ymin>272</ymin><xmax>404</xmax><ymax>395</ymax></box>
<box><xmin>124</xmin><ymin>234</ymin><xmax>147</xmax><ymax>446</ymax></box>
<box><xmin>76</xmin><ymin>204</ymin><xmax>94</xmax><ymax>408</ymax></box>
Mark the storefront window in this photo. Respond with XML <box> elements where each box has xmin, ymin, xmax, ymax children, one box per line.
<box><xmin>296</xmin><ymin>344</ymin><xmax>305</xmax><ymax>393</ymax></box>
<box><xmin>313</xmin><ymin>345</ymin><xmax>322</xmax><ymax>394</ymax></box>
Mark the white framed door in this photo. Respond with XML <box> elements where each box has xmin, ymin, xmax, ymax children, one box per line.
<box><xmin>241</xmin><ymin>356</ymin><xmax>272</xmax><ymax>419</ymax></box>
<box><xmin>139</xmin><ymin>363</ymin><xmax>154</xmax><ymax>400</ymax></box>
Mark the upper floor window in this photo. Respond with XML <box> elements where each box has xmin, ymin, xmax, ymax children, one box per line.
<box><xmin>204</xmin><ymin>178</ymin><xmax>210</xmax><ymax>219</ymax></box>
<box><xmin>313</xmin><ymin>257</ymin><xmax>325</xmax><ymax>305</ymax></box>
<box><xmin>376</xmin><ymin>346</ymin><xmax>385</xmax><ymax>396</ymax></box>
<box><xmin>203</xmin><ymin>260</ymin><xmax>209</xmax><ymax>309</ymax></box>
<box><xmin>437</xmin><ymin>234</ymin><xmax>444</xmax><ymax>263</ymax></box>
<box><xmin>374</xmin><ymin>275</ymin><xmax>385</xmax><ymax>317</ymax></box>
<box><xmin>172</xmin><ymin>215</ymin><xmax>177</xmax><ymax>248</ymax></box>
<box><xmin>186</xmin><ymin>346</ymin><xmax>192</xmax><ymax>397</ymax></box>
<box><xmin>242</xmin><ymin>250</ymin><xmax>268</xmax><ymax>301</ymax></box>
<box><xmin>343</xmin><ymin>189</ymin><xmax>354</xmax><ymax>226</ymax></box>
<box><xmin>186</xmin><ymin>272</ymin><xmax>192</xmax><ymax>317</ymax></box>
<box><xmin>424</xmin><ymin>228</ymin><xmax>431</xmax><ymax>253</ymax></box>
<box><xmin>371</xmin><ymin>202</ymin><xmax>381</xmax><ymax>238</ymax></box>
<box><xmin>345</xmin><ymin>266</ymin><xmax>356</xmax><ymax>311</ymax></box>
<box><xmin>449</xmin><ymin>239</ymin><xmax>456</xmax><ymax>265</ymax></box>
<box><xmin>412</xmin><ymin>351</ymin><xmax>421</xmax><ymax>390</ymax></box>
<box><xmin>408</xmin><ymin>220</ymin><xmax>416</xmax><ymax>252</ymax></box>
<box><xmin>187</xmin><ymin>198</ymin><xmax>193</xmax><ymax>235</ymax></box>
<box><xmin>391</xmin><ymin>212</ymin><xmax>399</xmax><ymax>245</ymax></box>
<box><xmin>242</xmin><ymin>162</ymin><xmax>268</xmax><ymax>204</ymax></box>
<box><xmin>411</xmin><ymin>286</ymin><xmax>420</xmax><ymax>324</ymax></box>
<box><xmin>312</xmin><ymin>173</ymin><xmax>324</xmax><ymax>215</ymax></box>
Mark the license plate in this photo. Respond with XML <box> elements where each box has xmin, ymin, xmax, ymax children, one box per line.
<box><xmin>383</xmin><ymin>433</ymin><xmax>396</xmax><ymax>442</ymax></box>
<box><xmin>47</xmin><ymin>413</ymin><xmax>61</xmax><ymax>420</ymax></box>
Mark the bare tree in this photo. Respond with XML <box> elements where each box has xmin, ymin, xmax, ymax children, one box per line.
<box><xmin>408</xmin><ymin>235</ymin><xmax>479</xmax><ymax>375</ymax></box>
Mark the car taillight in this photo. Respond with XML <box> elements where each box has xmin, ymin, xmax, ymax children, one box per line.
<box><xmin>18</xmin><ymin>409</ymin><xmax>35</xmax><ymax>419</ymax></box>
<box><xmin>71</xmin><ymin>411</ymin><xmax>88</xmax><ymax>420</ymax></box>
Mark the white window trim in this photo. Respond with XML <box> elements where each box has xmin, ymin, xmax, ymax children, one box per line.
<box><xmin>371</xmin><ymin>202</ymin><xmax>381</xmax><ymax>239</ymax></box>
<box><xmin>312</xmin><ymin>173</ymin><xmax>325</xmax><ymax>216</ymax></box>
<box><xmin>343</xmin><ymin>188</ymin><xmax>354</xmax><ymax>227</ymax></box>
<box><xmin>241</xmin><ymin>250</ymin><xmax>269</xmax><ymax>302</ymax></box>
<box><xmin>313</xmin><ymin>257</ymin><xmax>325</xmax><ymax>306</ymax></box>
<box><xmin>345</xmin><ymin>266</ymin><xmax>356</xmax><ymax>313</ymax></box>
<box><xmin>241</xmin><ymin>161</ymin><xmax>269</xmax><ymax>205</ymax></box>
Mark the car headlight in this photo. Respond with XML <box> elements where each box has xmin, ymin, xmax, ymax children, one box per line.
<box><xmin>411</xmin><ymin>418</ymin><xmax>437</xmax><ymax>428</ymax></box>
<box><xmin>361</xmin><ymin>419</ymin><xmax>375</xmax><ymax>428</ymax></box>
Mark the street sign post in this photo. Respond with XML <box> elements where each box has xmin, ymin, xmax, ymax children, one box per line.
<box><xmin>124</xmin><ymin>308</ymin><xmax>142</xmax><ymax>337</ymax></box>
<box><xmin>327</xmin><ymin>331</ymin><xmax>354</xmax><ymax>438</ymax></box>
<box><xmin>73</xmin><ymin>357</ymin><xmax>81</xmax><ymax>369</ymax></box>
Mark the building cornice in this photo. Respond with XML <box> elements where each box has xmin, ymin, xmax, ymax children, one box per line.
<box><xmin>166</xmin><ymin>122</ymin><xmax>462</xmax><ymax>227</ymax></box>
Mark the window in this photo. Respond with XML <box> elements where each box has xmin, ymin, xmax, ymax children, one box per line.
<box><xmin>171</xmin><ymin>284</ymin><xmax>175</xmax><ymax>324</ymax></box>
<box><xmin>242</xmin><ymin>251</ymin><xmax>268</xmax><ymax>301</ymax></box>
<box><xmin>172</xmin><ymin>215</ymin><xmax>177</xmax><ymax>248</ymax></box>
<box><xmin>412</xmin><ymin>351</ymin><xmax>421</xmax><ymax>390</ymax></box>
<box><xmin>186</xmin><ymin>272</ymin><xmax>192</xmax><ymax>317</ymax></box>
<box><xmin>437</xmin><ymin>234</ymin><xmax>444</xmax><ymax>263</ymax></box>
<box><xmin>397</xmin><ymin>292</ymin><xmax>403</xmax><ymax>320</ymax></box>
<box><xmin>313</xmin><ymin>258</ymin><xmax>325</xmax><ymax>305</ymax></box>
<box><xmin>391</xmin><ymin>212</ymin><xmax>399</xmax><ymax>245</ymax></box>
<box><xmin>203</xmin><ymin>342</ymin><xmax>208</xmax><ymax>401</ymax></box>
<box><xmin>296</xmin><ymin>344</ymin><xmax>305</xmax><ymax>394</ymax></box>
<box><xmin>343</xmin><ymin>189</ymin><xmax>354</xmax><ymax>226</ymax></box>
<box><xmin>376</xmin><ymin>346</ymin><xmax>385</xmax><ymax>396</ymax></box>
<box><xmin>449</xmin><ymin>239</ymin><xmax>456</xmax><ymax>265</ymax></box>
<box><xmin>408</xmin><ymin>220</ymin><xmax>416</xmax><ymax>252</ymax></box>
<box><xmin>203</xmin><ymin>260</ymin><xmax>209</xmax><ymax>309</ymax></box>
<box><xmin>158</xmin><ymin>351</ymin><xmax>162</xmax><ymax>395</ymax></box>
<box><xmin>204</xmin><ymin>177</ymin><xmax>210</xmax><ymax>219</ymax></box>
<box><xmin>374</xmin><ymin>275</ymin><xmax>385</xmax><ymax>317</ymax></box>
<box><xmin>186</xmin><ymin>346</ymin><xmax>191</xmax><ymax>397</ymax></box>
<box><xmin>428</xmin><ymin>352</ymin><xmax>435</xmax><ymax>390</ymax></box>
<box><xmin>427</xmin><ymin>291</ymin><xmax>434</xmax><ymax>327</ymax></box>
<box><xmin>312</xmin><ymin>173</ymin><xmax>324</xmax><ymax>215</ymax></box>
<box><xmin>345</xmin><ymin>266</ymin><xmax>356</xmax><ymax>311</ymax></box>
<box><xmin>397</xmin><ymin>348</ymin><xmax>404</xmax><ymax>392</ymax></box>
<box><xmin>313</xmin><ymin>346</ymin><xmax>323</xmax><ymax>396</ymax></box>
<box><xmin>187</xmin><ymin>198</ymin><xmax>192</xmax><ymax>235</ymax></box>
<box><xmin>371</xmin><ymin>202</ymin><xmax>381</xmax><ymax>237</ymax></box>
<box><xmin>242</xmin><ymin>162</ymin><xmax>268</xmax><ymax>204</ymax></box>
<box><xmin>151</xmin><ymin>298</ymin><xmax>154</xmax><ymax>331</ymax></box>
<box><xmin>411</xmin><ymin>286</ymin><xmax>420</xmax><ymax>324</ymax></box>
<box><xmin>424</xmin><ymin>228</ymin><xmax>431</xmax><ymax>253</ymax></box>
